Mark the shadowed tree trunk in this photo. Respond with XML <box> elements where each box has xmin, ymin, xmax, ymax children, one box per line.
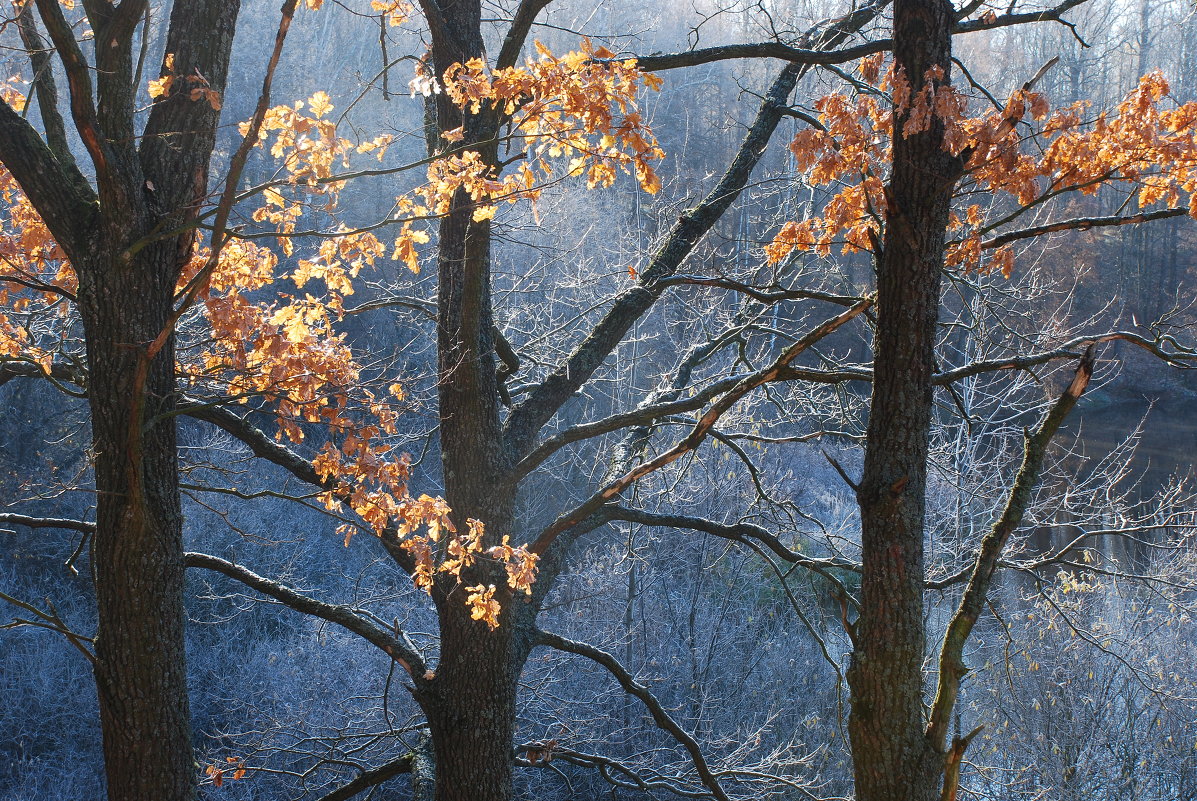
<box><xmin>411</xmin><ymin>1</ymin><xmax>526</xmax><ymax>797</ymax></box>
<box><xmin>847</xmin><ymin>0</ymin><xmax>961</xmax><ymax>798</ymax></box>
<box><xmin>0</xmin><ymin>2</ymin><xmax>241</xmax><ymax>799</ymax></box>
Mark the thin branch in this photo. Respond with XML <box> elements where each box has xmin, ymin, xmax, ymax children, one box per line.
<box><xmin>528</xmin><ymin>299</ymin><xmax>871</xmax><ymax>554</ymax></box>
<box><xmin>657</xmin><ymin>276</ymin><xmax>863</xmax><ymax>307</ymax></box>
<box><xmin>607</xmin><ymin>506</ymin><xmax>859</xmax><ymax>576</ymax></box>
<box><xmin>184</xmin><ymin>552</ymin><xmax>428</xmax><ymax>680</ymax></box>
<box><xmin>511</xmin><ymin>375</ymin><xmax>744</xmax><ymax>481</ymax></box>
<box><xmin>503</xmin><ymin>64</ymin><xmax>808</xmax><ymax>456</ymax></box>
<box><xmin>925</xmin><ymin>346</ymin><xmax>1096</xmax><ymax>752</ymax></box>
<box><xmin>0</xmin><ymin>591</ymin><xmax>96</xmax><ymax>663</ymax></box>
<box><xmin>631</xmin><ymin>0</ymin><xmax>1088</xmax><ymax>71</ymax></box>
<box><xmin>982</xmin><ymin>207</ymin><xmax>1191</xmax><ymax>250</ymax></box>
<box><xmin>535</xmin><ymin>629</ymin><xmax>733</xmax><ymax>801</ymax></box>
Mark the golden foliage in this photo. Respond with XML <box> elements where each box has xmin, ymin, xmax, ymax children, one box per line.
<box><xmin>2</xmin><ymin>36</ymin><xmax>661</xmax><ymax>625</ymax></box>
<box><xmin>766</xmin><ymin>62</ymin><xmax>1197</xmax><ymax>278</ymax></box>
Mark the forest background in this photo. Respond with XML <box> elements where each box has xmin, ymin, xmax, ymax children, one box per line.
<box><xmin>3</xmin><ymin>0</ymin><xmax>1197</xmax><ymax>799</ymax></box>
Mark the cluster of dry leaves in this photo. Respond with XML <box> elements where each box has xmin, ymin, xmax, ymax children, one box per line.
<box><xmin>0</xmin><ymin>36</ymin><xmax>664</xmax><ymax>628</ymax></box>
<box><xmin>766</xmin><ymin>55</ymin><xmax>1197</xmax><ymax>278</ymax></box>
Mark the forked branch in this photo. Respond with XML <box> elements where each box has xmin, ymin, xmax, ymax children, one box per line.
<box><xmin>535</xmin><ymin>629</ymin><xmax>732</xmax><ymax>801</ymax></box>
<box><xmin>925</xmin><ymin>346</ymin><xmax>1096</xmax><ymax>753</ymax></box>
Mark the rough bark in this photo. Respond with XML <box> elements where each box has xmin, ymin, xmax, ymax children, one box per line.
<box><xmin>81</xmin><ymin>239</ymin><xmax>195</xmax><ymax>801</ymax></box>
<box><xmin>847</xmin><ymin>0</ymin><xmax>960</xmax><ymax>798</ymax></box>
<box><xmin>0</xmin><ymin>3</ymin><xmax>241</xmax><ymax>800</ymax></box>
<box><xmin>410</xmin><ymin>0</ymin><xmax>527</xmax><ymax>796</ymax></box>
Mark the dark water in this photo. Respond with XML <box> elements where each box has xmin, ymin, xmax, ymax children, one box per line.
<box><xmin>1068</xmin><ymin>393</ymin><xmax>1197</xmax><ymax>493</ymax></box>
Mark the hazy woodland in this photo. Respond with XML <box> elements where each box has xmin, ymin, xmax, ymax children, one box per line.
<box><xmin>2</xmin><ymin>0</ymin><xmax>1197</xmax><ymax>799</ymax></box>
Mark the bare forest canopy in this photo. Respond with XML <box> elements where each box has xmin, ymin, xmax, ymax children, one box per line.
<box><xmin>2</xmin><ymin>0</ymin><xmax>1197</xmax><ymax>800</ymax></box>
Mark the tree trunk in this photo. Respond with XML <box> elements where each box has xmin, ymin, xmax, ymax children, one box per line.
<box><xmin>0</xmin><ymin>3</ymin><xmax>241</xmax><ymax>798</ymax></box>
<box><xmin>415</xmin><ymin>0</ymin><xmax>532</xmax><ymax>796</ymax></box>
<box><xmin>79</xmin><ymin>240</ymin><xmax>194</xmax><ymax>801</ymax></box>
<box><xmin>847</xmin><ymin>0</ymin><xmax>960</xmax><ymax>798</ymax></box>
<box><xmin>422</xmin><ymin>595</ymin><xmax>528</xmax><ymax>801</ymax></box>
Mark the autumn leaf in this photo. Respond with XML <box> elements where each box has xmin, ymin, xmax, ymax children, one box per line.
<box><xmin>466</xmin><ymin>584</ymin><xmax>502</xmax><ymax>630</ymax></box>
<box><xmin>148</xmin><ymin>75</ymin><xmax>173</xmax><ymax>99</ymax></box>
<box><xmin>307</xmin><ymin>91</ymin><xmax>333</xmax><ymax>119</ymax></box>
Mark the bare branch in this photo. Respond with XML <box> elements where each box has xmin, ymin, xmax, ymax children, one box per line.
<box><xmin>495</xmin><ymin>0</ymin><xmax>554</xmax><ymax>69</ymax></box>
<box><xmin>632</xmin><ymin>0</ymin><xmax>1090</xmax><ymax>72</ymax></box>
<box><xmin>181</xmin><ymin>401</ymin><xmax>328</xmax><ymax>487</ymax></box>
<box><xmin>511</xmin><ymin>375</ymin><xmax>744</xmax><ymax>481</ymax></box>
<box><xmin>535</xmin><ymin>629</ymin><xmax>733</xmax><ymax>801</ymax></box>
<box><xmin>0</xmin><ymin>591</ymin><xmax>96</xmax><ymax>663</ymax></box>
<box><xmin>185</xmin><ymin>552</ymin><xmax>428</xmax><ymax>680</ymax></box>
<box><xmin>607</xmin><ymin>506</ymin><xmax>859</xmax><ymax>575</ymax></box>
<box><xmin>309</xmin><ymin>751</ymin><xmax>418</xmax><ymax>801</ymax></box>
<box><xmin>634</xmin><ymin>39</ymin><xmax>890</xmax><ymax>72</ymax></box>
<box><xmin>503</xmin><ymin>65</ymin><xmax>806</xmax><ymax>456</ymax></box>
<box><xmin>528</xmin><ymin>299</ymin><xmax>871</xmax><ymax>554</ymax></box>
<box><xmin>982</xmin><ymin>208</ymin><xmax>1191</xmax><ymax>250</ymax></box>
<box><xmin>15</xmin><ymin>3</ymin><xmax>75</xmax><ymax>170</ymax></box>
<box><xmin>33</xmin><ymin>0</ymin><xmax>113</xmax><ymax>189</ymax></box>
<box><xmin>0</xmin><ymin>513</ymin><xmax>95</xmax><ymax>534</ymax></box>
<box><xmin>925</xmin><ymin>346</ymin><xmax>1096</xmax><ymax>752</ymax></box>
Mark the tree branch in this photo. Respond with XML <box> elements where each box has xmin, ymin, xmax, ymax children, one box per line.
<box><xmin>634</xmin><ymin>39</ymin><xmax>890</xmax><ymax>72</ymax></box>
<box><xmin>0</xmin><ymin>513</ymin><xmax>95</xmax><ymax>534</ymax></box>
<box><xmin>308</xmin><ymin>749</ymin><xmax>421</xmax><ymax>801</ymax></box>
<box><xmin>953</xmin><ymin>0</ymin><xmax>1090</xmax><ymax>36</ymax></box>
<box><xmin>607</xmin><ymin>506</ymin><xmax>859</xmax><ymax>576</ymax></box>
<box><xmin>631</xmin><ymin>0</ymin><xmax>1089</xmax><ymax>71</ymax></box>
<box><xmin>184</xmin><ymin>552</ymin><xmax>428</xmax><ymax>680</ymax></box>
<box><xmin>0</xmin><ymin>97</ymin><xmax>96</xmax><ymax>257</ymax></box>
<box><xmin>503</xmin><ymin>65</ymin><xmax>805</xmax><ymax>456</ymax></box>
<box><xmin>181</xmin><ymin>401</ymin><xmax>327</xmax><ymax>487</ymax></box>
<box><xmin>33</xmin><ymin>0</ymin><xmax>115</xmax><ymax>191</ymax></box>
<box><xmin>0</xmin><ymin>358</ymin><xmax>88</xmax><ymax>395</ymax></box>
<box><xmin>535</xmin><ymin>629</ymin><xmax>733</xmax><ymax>801</ymax></box>
<box><xmin>511</xmin><ymin>375</ymin><xmax>744</xmax><ymax>482</ymax></box>
<box><xmin>0</xmin><ymin>590</ymin><xmax>96</xmax><ymax>663</ymax></box>
<box><xmin>657</xmin><ymin>276</ymin><xmax>863</xmax><ymax>307</ymax></box>
<box><xmin>180</xmin><ymin>401</ymin><xmax>418</xmax><ymax>574</ymax></box>
<box><xmin>15</xmin><ymin>2</ymin><xmax>76</xmax><ymax>170</ymax></box>
<box><xmin>495</xmin><ymin>0</ymin><xmax>553</xmax><ymax>69</ymax></box>
<box><xmin>982</xmin><ymin>207</ymin><xmax>1191</xmax><ymax>250</ymax></box>
<box><xmin>528</xmin><ymin>299</ymin><xmax>871</xmax><ymax>554</ymax></box>
<box><xmin>925</xmin><ymin>346</ymin><xmax>1096</xmax><ymax>752</ymax></box>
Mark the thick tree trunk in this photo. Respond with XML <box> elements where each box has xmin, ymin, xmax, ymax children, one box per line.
<box><xmin>416</xmin><ymin>0</ymin><xmax>531</xmax><ymax>796</ymax></box>
<box><xmin>422</xmin><ymin>596</ymin><xmax>527</xmax><ymax>801</ymax></box>
<box><xmin>847</xmin><ymin>0</ymin><xmax>959</xmax><ymax>799</ymax></box>
<box><xmin>78</xmin><ymin>241</ymin><xmax>194</xmax><ymax>801</ymax></box>
<box><xmin>0</xmin><ymin>3</ymin><xmax>241</xmax><ymax>798</ymax></box>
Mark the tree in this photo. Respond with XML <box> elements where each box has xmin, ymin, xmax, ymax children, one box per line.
<box><xmin>763</xmin><ymin>1</ymin><xmax>1197</xmax><ymax>798</ymax></box>
<box><xmin>0</xmin><ymin>1</ymin><xmax>244</xmax><ymax>799</ymax></box>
